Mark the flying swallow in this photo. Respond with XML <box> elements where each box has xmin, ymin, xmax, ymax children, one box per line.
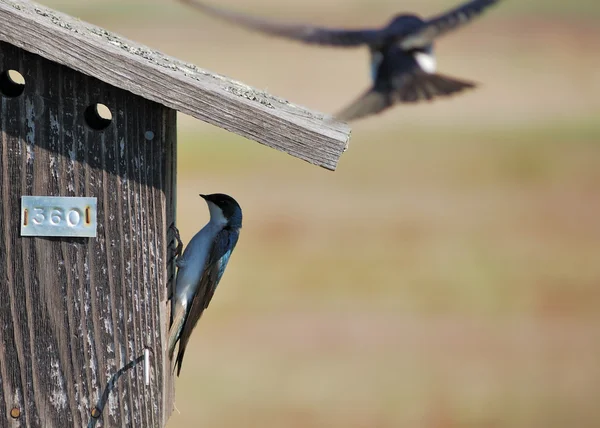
<box><xmin>178</xmin><ymin>0</ymin><xmax>500</xmax><ymax>121</ymax></box>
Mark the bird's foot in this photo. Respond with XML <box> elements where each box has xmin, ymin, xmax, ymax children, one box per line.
<box><xmin>167</xmin><ymin>223</ymin><xmax>183</xmax><ymax>295</ymax></box>
<box><xmin>169</xmin><ymin>223</ymin><xmax>184</xmax><ymax>259</ymax></box>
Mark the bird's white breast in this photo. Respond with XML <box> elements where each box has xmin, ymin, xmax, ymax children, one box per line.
<box><xmin>206</xmin><ymin>201</ymin><xmax>228</xmax><ymax>227</ymax></box>
<box><xmin>174</xmin><ymin>222</ymin><xmax>221</xmax><ymax>303</ymax></box>
<box><xmin>414</xmin><ymin>51</ymin><xmax>437</xmax><ymax>74</ymax></box>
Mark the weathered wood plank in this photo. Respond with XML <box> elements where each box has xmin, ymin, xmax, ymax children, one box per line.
<box><xmin>0</xmin><ymin>41</ymin><xmax>175</xmax><ymax>427</ymax></box>
<box><xmin>0</xmin><ymin>0</ymin><xmax>351</xmax><ymax>170</ymax></box>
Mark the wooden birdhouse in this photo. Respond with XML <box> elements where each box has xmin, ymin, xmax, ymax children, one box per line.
<box><xmin>0</xmin><ymin>0</ymin><xmax>350</xmax><ymax>426</ymax></box>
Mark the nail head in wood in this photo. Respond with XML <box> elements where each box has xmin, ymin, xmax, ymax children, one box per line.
<box><xmin>10</xmin><ymin>407</ymin><xmax>21</xmax><ymax>419</ymax></box>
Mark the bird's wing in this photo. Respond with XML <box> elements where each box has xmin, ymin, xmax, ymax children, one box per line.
<box><xmin>198</xmin><ymin>228</ymin><xmax>240</xmax><ymax>311</ymax></box>
<box><xmin>399</xmin><ymin>0</ymin><xmax>500</xmax><ymax>49</ymax></box>
<box><xmin>390</xmin><ymin>71</ymin><xmax>476</xmax><ymax>103</ymax></box>
<box><xmin>179</xmin><ymin>0</ymin><xmax>384</xmax><ymax>47</ymax></box>
<box><xmin>174</xmin><ymin>228</ymin><xmax>240</xmax><ymax>376</ymax></box>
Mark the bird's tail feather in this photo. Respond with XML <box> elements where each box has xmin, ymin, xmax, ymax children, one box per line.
<box><xmin>167</xmin><ymin>306</ymin><xmax>187</xmax><ymax>359</ymax></box>
<box><xmin>335</xmin><ymin>73</ymin><xmax>476</xmax><ymax>122</ymax></box>
<box><xmin>397</xmin><ymin>73</ymin><xmax>476</xmax><ymax>103</ymax></box>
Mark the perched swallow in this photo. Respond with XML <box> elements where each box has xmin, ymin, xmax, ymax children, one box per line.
<box><xmin>168</xmin><ymin>193</ymin><xmax>242</xmax><ymax>376</ymax></box>
<box><xmin>178</xmin><ymin>0</ymin><xmax>500</xmax><ymax>121</ymax></box>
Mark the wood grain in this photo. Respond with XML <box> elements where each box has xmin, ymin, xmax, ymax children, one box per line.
<box><xmin>0</xmin><ymin>41</ymin><xmax>175</xmax><ymax>427</ymax></box>
<box><xmin>0</xmin><ymin>0</ymin><xmax>351</xmax><ymax>171</ymax></box>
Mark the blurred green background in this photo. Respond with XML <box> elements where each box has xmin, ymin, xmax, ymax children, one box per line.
<box><xmin>49</xmin><ymin>0</ymin><xmax>600</xmax><ymax>426</ymax></box>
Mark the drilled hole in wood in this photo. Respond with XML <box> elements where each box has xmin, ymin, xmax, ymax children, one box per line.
<box><xmin>0</xmin><ymin>69</ymin><xmax>26</xmax><ymax>98</ymax></box>
<box><xmin>84</xmin><ymin>103</ymin><xmax>113</xmax><ymax>131</ymax></box>
<box><xmin>90</xmin><ymin>407</ymin><xmax>101</xmax><ymax>419</ymax></box>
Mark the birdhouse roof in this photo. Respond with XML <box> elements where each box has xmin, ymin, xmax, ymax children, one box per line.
<box><xmin>0</xmin><ymin>0</ymin><xmax>351</xmax><ymax>170</ymax></box>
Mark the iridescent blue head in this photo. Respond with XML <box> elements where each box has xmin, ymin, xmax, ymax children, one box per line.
<box><xmin>386</xmin><ymin>14</ymin><xmax>426</xmax><ymax>33</ymax></box>
<box><xmin>200</xmin><ymin>193</ymin><xmax>243</xmax><ymax>229</ymax></box>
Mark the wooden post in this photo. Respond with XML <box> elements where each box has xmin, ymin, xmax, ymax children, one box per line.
<box><xmin>0</xmin><ymin>41</ymin><xmax>176</xmax><ymax>426</ymax></box>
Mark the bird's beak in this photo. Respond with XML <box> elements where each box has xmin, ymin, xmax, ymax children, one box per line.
<box><xmin>199</xmin><ymin>194</ymin><xmax>207</xmax><ymax>200</ymax></box>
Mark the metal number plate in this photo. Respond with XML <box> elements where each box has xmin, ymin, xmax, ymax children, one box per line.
<box><xmin>21</xmin><ymin>196</ymin><xmax>97</xmax><ymax>238</ymax></box>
